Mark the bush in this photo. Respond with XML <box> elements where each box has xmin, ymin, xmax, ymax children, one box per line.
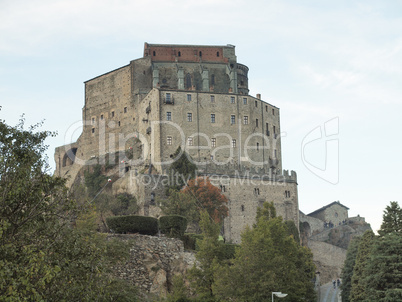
<box><xmin>181</xmin><ymin>233</ymin><xmax>204</xmax><ymax>250</ymax></box>
<box><xmin>159</xmin><ymin>215</ymin><xmax>188</xmax><ymax>237</ymax></box>
<box><xmin>106</xmin><ymin>215</ymin><xmax>158</xmax><ymax>235</ymax></box>
<box><xmin>220</xmin><ymin>243</ymin><xmax>239</xmax><ymax>260</ymax></box>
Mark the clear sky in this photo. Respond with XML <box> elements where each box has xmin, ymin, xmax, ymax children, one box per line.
<box><xmin>1</xmin><ymin>0</ymin><xmax>401</xmax><ymax>233</ymax></box>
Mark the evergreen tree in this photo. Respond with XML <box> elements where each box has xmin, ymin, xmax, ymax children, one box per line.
<box><xmin>363</xmin><ymin>232</ymin><xmax>402</xmax><ymax>301</ymax></box>
<box><xmin>340</xmin><ymin>236</ymin><xmax>362</xmax><ymax>302</ymax></box>
<box><xmin>167</xmin><ymin>147</ymin><xmax>197</xmax><ymax>191</ymax></box>
<box><xmin>213</xmin><ymin>203</ymin><xmax>316</xmax><ymax>302</ymax></box>
<box><xmin>350</xmin><ymin>230</ymin><xmax>375</xmax><ymax>302</ymax></box>
<box><xmin>188</xmin><ymin>211</ymin><xmax>222</xmax><ymax>301</ymax></box>
<box><xmin>378</xmin><ymin>201</ymin><xmax>402</xmax><ymax>236</ymax></box>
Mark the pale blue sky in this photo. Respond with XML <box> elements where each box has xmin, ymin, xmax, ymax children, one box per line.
<box><xmin>1</xmin><ymin>0</ymin><xmax>402</xmax><ymax>233</ymax></box>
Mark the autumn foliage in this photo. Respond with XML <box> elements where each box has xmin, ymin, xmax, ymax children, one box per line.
<box><xmin>183</xmin><ymin>177</ymin><xmax>229</xmax><ymax>223</ymax></box>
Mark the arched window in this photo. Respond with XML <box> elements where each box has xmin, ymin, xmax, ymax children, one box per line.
<box><xmin>178</xmin><ymin>51</ymin><xmax>181</xmax><ymax>57</ymax></box>
<box><xmin>153</xmin><ymin>51</ymin><xmax>156</xmax><ymax>56</ymax></box>
<box><xmin>199</xmin><ymin>51</ymin><xmax>202</xmax><ymax>57</ymax></box>
<box><xmin>185</xmin><ymin>74</ymin><xmax>192</xmax><ymax>89</ymax></box>
<box><xmin>217</xmin><ymin>51</ymin><xmax>220</xmax><ymax>57</ymax></box>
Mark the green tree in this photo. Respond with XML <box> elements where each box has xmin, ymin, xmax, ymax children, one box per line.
<box><xmin>168</xmin><ymin>147</ymin><xmax>197</xmax><ymax>191</ymax></box>
<box><xmin>362</xmin><ymin>232</ymin><xmax>402</xmax><ymax>301</ymax></box>
<box><xmin>188</xmin><ymin>211</ymin><xmax>222</xmax><ymax>301</ymax></box>
<box><xmin>341</xmin><ymin>236</ymin><xmax>362</xmax><ymax>302</ymax></box>
<box><xmin>0</xmin><ymin>117</ymin><xmax>138</xmax><ymax>301</ymax></box>
<box><xmin>350</xmin><ymin>230</ymin><xmax>375</xmax><ymax>302</ymax></box>
<box><xmin>160</xmin><ymin>189</ymin><xmax>199</xmax><ymax>224</ymax></box>
<box><xmin>84</xmin><ymin>164</ymin><xmax>108</xmax><ymax>197</ymax></box>
<box><xmin>213</xmin><ymin>206</ymin><xmax>316</xmax><ymax>302</ymax></box>
<box><xmin>378</xmin><ymin>201</ymin><xmax>402</xmax><ymax>236</ymax></box>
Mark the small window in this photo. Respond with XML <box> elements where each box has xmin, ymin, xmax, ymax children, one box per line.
<box><xmin>211</xmin><ymin>114</ymin><xmax>215</xmax><ymax>123</ymax></box>
<box><xmin>199</xmin><ymin>51</ymin><xmax>202</xmax><ymax>57</ymax></box>
<box><xmin>273</xmin><ymin>126</ymin><xmax>276</xmax><ymax>134</ymax></box>
<box><xmin>166</xmin><ymin>93</ymin><xmax>171</xmax><ymax>102</ymax></box>
<box><xmin>241</xmin><ymin>205</ymin><xmax>245</xmax><ymax>212</ymax></box>
<box><xmin>265</xmin><ymin>105</ymin><xmax>268</xmax><ymax>112</ymax></box>
<box><xmin>124</xmin><ymin>107</ymin><xmax>127</xmax><ymax>113</ymax></box>
<box><xmin>187</xmin><ymin>94</ymin><xmax>191</xmax><ymax>101</ymax></box>
<box><xmin>167</xmin><ymin>112</ymin><xmax>172</xmax><ymax>121</ymax></box>
<box><xmin>231</xmin><ymin>115</ymin><xmax>235</xmax><ymax>124</ymax></box>
<box><xmin>217</xmin><ymin>51</ymin><xmax>220</xmax><ymax>57</ymax></box>
<box><xmin>178</xmin><ymin>51</ymin><xmax>181</xmax><ymax>57</ymax></box>
<box><xmin>91</xmin><ymin>117</ymin><xmax>95</xmax><ymax>125</ymax></box>
<box><xmin>188</xmin><ymin>137</ymin><xmax>193</xmax><ymax>146</ymax></box>
<box><xmin>266</xmin><ymin>123</ymin><xmax>269</xmax><ymax>136</ymax></box>
<box><xmin>211</xmin><ymin>138</ymin><xmax>216</xmax><ymax>147</ymax></box>
<box><xmin>211</xmin><ymin>95</ymin><xmax>215</xmax><ymax>103</ymax></box>
<box><xmin>231</xmin><ymin>96</ymin><xmax>235</xmax><ymax>104</ymax></box>
<box><xmin>272</xmin><ymin>108</ymin><xmax>275</xmax><ymax>115</ymax></box>
<box><xmin>257</xmin><ymin>142</ymin><xmax>259</xmax><ymax>151</ymax></box>
<box><xmin>167</xmin><ymin>136</ymin><xmax>172</xmax><ymax>145</ymax></box>
<box><xmin>243</xmin><ymin>98</ymin><xmax>247</xmax><ymax>105</ymax></box>
<box><xmin>91</xmin><ymin>128</ymin><xmax>95</xmax><ymax>134</ymax></box>
<box><xmin>187</xmin><ymin>113</ymin><xmax>192</xmax><ymax>122</ymax></box>
<box><xmin>244</xmin><ymin>116</ymin><xmax>248</xmax><ymax>125</ymax></box>
<box><xmin>255</xmin><ymin>188</ymin><xmax>260</xmax><ymax>195</ymax></box>
<box><xmin>153</xmin><ymin>51</ymin><xmax>156</xmax><ymax>56</ymax></box>
<box><xmin>211</xmin><ymin>75</ymin><xmax>215</xmax><ymax>85</ymax></box>
<box><xmin>232</xmin><ymin>139</ymin><xmax>236</xmax><ymax>148</ymax></box>
<box><xmin>256</xmin><ymin>119</ymin><xmax>259</xmax><ymax>127</ymax></box>
<box><xmin>118</xmin><ymin>121</ymin><xmax>121</xmax><ymax>127</ymax></box>
<box><xmin>274</xmin><ymin>149</ymin><xmax>277</xmax><ymax>158</ymax></box>
<box><xmin>210</xmin><ymin>155</ymin><xmax>214</xmax><ymax>160</ymax></box>
<box><xmin>100</xmin><ymin>114</ymin><xmax>104</xmax><ymax>120</ymax></box>
<box><xmin>111</xmin><ymin>111</ymin><xmax>115</xmax><ymax>118</ymax></box>
<box><xmin>255</xmin><ymin>100</ymin><xmax>258</xmax><ymax>107</ymax></box>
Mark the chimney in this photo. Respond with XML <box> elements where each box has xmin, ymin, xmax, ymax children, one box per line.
<box><xmin>256</xmin><ymin>93</ymin><xmax>261</xmax><ymax>99</ymax></box>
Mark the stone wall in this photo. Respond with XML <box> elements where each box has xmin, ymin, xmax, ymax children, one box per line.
<box><xmin>108</xmin><ymin>234</ymin><xmax>195</xmax><ymax>297</ymax></box>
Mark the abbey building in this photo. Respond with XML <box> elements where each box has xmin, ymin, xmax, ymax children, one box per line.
<box><xmin>55</xmin><ymin>43</ymin><xmax>299</xmax><ymax>243</ymax></box>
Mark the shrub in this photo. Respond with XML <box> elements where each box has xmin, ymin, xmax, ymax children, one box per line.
<box><xmin>159</xmin><ymin>215</ymin><xmax>188</xmax><ymax>237</ymax></box>
<box><xmin>181</xmin><ymin>233</ymin><xmax>204</xmax><ymax>250</ymax></box>
<box><xmin>106</xmin><ymin>215</ymin><xmax>158</xmax><ymax>235</ymax></box>
<box><xmin>220</xmin><ymin>243</ymin><xmax>239</xmax><ymax>260</ymax></box>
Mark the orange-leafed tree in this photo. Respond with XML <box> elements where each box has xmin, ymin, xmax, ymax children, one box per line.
<box><xmin>183</xmin><ymin>177</ymin><xmax>229</xmax><ymax>223</ymax></box>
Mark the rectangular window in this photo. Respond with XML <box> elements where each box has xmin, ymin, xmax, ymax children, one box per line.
<box><xmin>187</xmin><ymin>113</ymin><xmax>192</xmax><ymax>122</ymax></box>
<box><xmin>91</xmin><ymin>117</ymin><xmax>95</xmax><ymax>125</ymax></box>
<box><xmin>266</xmin><ymin>123</ymin><xmax>269</xmax><ymax>136</ymax></box>
<box><xmin>211</xmin><ymin>138</ymin><xmax>216</xmax><ymax>147</ymax></box>
<box><xmin>231</xmin><ymin>96</ymin><xmax>235</xmax><ymax>104</ymax></box>
<box><xmin>167</xmin><ymin>112</ymin><xmax>172</xmax><ymax>121</ymax></box>
<box><xmin>188</xmin><ymin>137</ymin><xmax>193</xmax><ymax>146</ymax></box>
<box><xmin>124</xmin><ymin>107</ymin><xmax>127</xmax><ymax>113</ymax></box>
<box><xmin>211</xmin><ymin>114</ymin><xmax>215</xmax><ymax>123</ymax></box>
<box><xmin>244</xmin><ymin>116</ymin><xmax>248</xmax><ymax>125</ymax></box>
<box><xmin>257</xmin><ymin>142</ymin><xmax>259</xmax><ymax>151</ymax></box>
<box><xmin>274</xmin><ymin>149</ymin><xmax>277</xmax><ymax>158</ymax></box>
<box><xmin>273</xmin><ymin>125</ymin><xmax>276</xmax><ymax>134</ymax></box>
<box><xmin>243</xmin><ymin>98</ymin><xmax>247</xmax><ymax>105</ymax></box>
<box><xmin>187</xmin><ymin>94</ymin><xmax>191</xmax><ymax>101</ymax></box>
<box><xmin>91</xmin><ymin>128</ymin><xmax>95</xmax><ymax>134</ymax></box>
<box><xmin>111</xmin><ymin>111</ymin><xmax>115</xmax><ymax>118</ymax></box>
<box><xmin>232</xmin><ymin>139</ymin><xmax>236</xmax><ymax>148</ymax></box>
<box><xmin>211</xmin><ymin>95</ymin><xmax>215</xmax><ymax>103</ymax></box>
<box><xmin>166</xmin><ymin>93</ymin><xmax>171</xmax><ymax>102</ymax></box>
<box><xmin>231</xmin><ymin>115</ymin><xmax>235</xmax><ymax>124</ymax></box>
<box><xmin>256</xmin><ymin>119</ymin><xmax>259</xmax><ymax>127</ymax></box>
<box><xmin>265</xmin><ymin>105</ymin><xmax>268</xmax><ymax>112</ymax></box>
<box><xmin>167</xmin><ymin>136</ymin><xmax>172</xmax><ymax>145</ymax></box>
<box><xmin>100</xmin><ymin>114</ymin><xmax>104</xmax><ymax>120</ymax></box>
<box><xmin>272</xmin><ymin>108</ymin><xmax>275</xmax><ymax>115</ymax></box>
<box><xmin>255</xmin><ymin>100</ymin><xmax>258</xmax><ymax>107</ymax></box>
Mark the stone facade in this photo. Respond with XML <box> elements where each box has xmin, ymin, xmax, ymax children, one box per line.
<box><xmin>54</xmin><ymin>43</ymin><xmax>299</xmax><ymax>243</ymax></box>
<box><xmin>307</xmin><ymin>201</ymin><xmax>349</xmax><ymax>226</ymax></box>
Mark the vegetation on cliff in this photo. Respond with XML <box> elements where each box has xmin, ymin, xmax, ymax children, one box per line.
<box><xmin>0</xmin><ymin>117</ymin><xmax>139</xmax><ymax>301</ymax></box>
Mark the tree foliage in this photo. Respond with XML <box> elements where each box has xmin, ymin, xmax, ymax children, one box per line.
<box><xmin>168</xmin><ymin>147</ymin><xmax>197</xmax><ymax>191</ymax></box>
<box><xmin>340</xmin><ymin>236</ymin><xmax>362</xmax><ymax>302</ymax></box>
<box><xmin>160</xmin><ymin>189</ymin><xmax>199</xmax><ymax>224</ymax></box>
<box><xmin>362</xmin><ymin>232</ymin><xmax>402</xmax><ymax>301</ymax></box>
<box><xmin>183</xmin><ymin>177</ymin><xmax>228</xmax><ymax>224</ymax></box>
<box><xmin>378</xmin><ymin>201</ymin><xmax>402</xmax><ymax>236</ymax></box>
<box><xmin>350</xmin><ymin>230</ymin><xmax>375</xmax><ymax>302</ymax></box>
<box><xmin>212</xmin><ymin>202</ymin><xmax>315</xmax><ymax>302</ymax></box>
<box><xmin>0</xmin><ymin>117</ymin><xmax>138</xmax><ymax>301</ymax></box>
